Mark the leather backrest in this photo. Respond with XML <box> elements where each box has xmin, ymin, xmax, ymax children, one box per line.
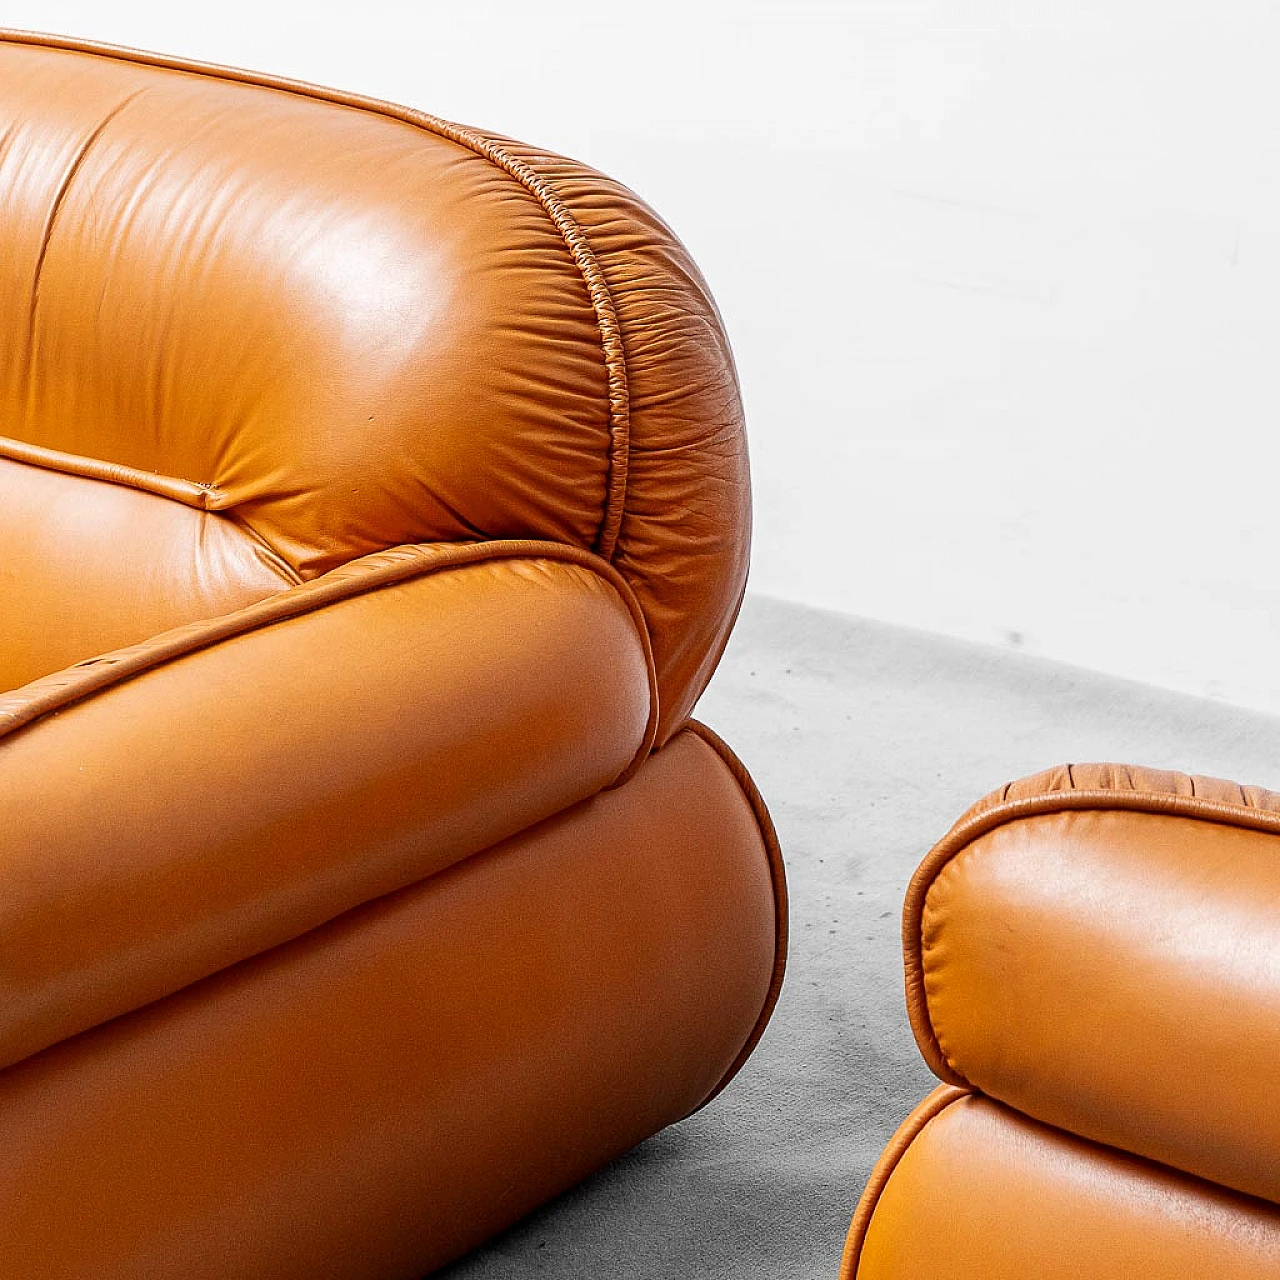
<box><xmin>0</xmin><ymin>33</ymin><xmax>750</xmax><ymax>738</ymax></box>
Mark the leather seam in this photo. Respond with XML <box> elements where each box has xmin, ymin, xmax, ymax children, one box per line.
<box><xmin>916</xmin><ymin>853</ymin><xmax>979</xmax><ymax>1089</ymax></box>
<box><xmin>0</xmin><ymin>434</ymin><xmax>229</xmax><ymax>509</ymax></box>
<box><xmin>679</xmin><ymin>719</ymin><xmax>788</xmax><ymax>1115</ymax></box>
<box><xmin>955</xmin><ymin>765</ymin><xmax>1280</xmax><ymax>832</ymax></box>
<box><xmin>0</xmin><ymin>29</ymin><xmax>631</xmax><ymax>561</ymax></box>
<box><xmin>465</xmin><ymin>142</ymin><xmax>630</xmax><ymax>561</ymax></box>
<box><xmin>838</xmin><ymin>1086</ymin><xmax>971</xmax><ymax>1279</ymax></box>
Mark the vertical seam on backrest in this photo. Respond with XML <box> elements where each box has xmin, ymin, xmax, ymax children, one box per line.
<box><xmin>414</xmin><ymin>127</ymin><xmax>632</xmax><ymax>562</ymax></box>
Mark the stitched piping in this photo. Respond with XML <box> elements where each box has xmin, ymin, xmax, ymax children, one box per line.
<box><xmin>0</xmin><ymin>538</ymin><xmax>659</xmax><ymax>778</ymax></box>
<box><xmin>408</xmin><ymin>128</ymin><xmax>631</xmax><ymax>561</ymax></box>
<box><xmin>838</xmin><ymin>1085</ymin><xmax>970</xmax><ymax>1279</ymax></box>
<box><xmin>916</xmin><ymin>849</ymin><xmax>981</xmax><ymax>1086</ymax></box>
<box><xmin>903</xmin><ymin>786</ymin><xmax>1280</xmax><ymax>1085</ymax></box>
<box><xmin>0</xmin><ymin>434</ymin><xmax>229</xmax><ymax>509</ymax></box>
<box><xmin>0</xmin><ymin>435</ymin><xmax>302</xmax><ymax>587</ymax></box>
<box><xmin>0</xmin><ymin>29</ymin><xmax>631</xmax><ymax>561</ymax></box>
<box><xmin>679</xmin><ymin>719</ymin><xmax>788</xmax><ymax>1114</ymax></box>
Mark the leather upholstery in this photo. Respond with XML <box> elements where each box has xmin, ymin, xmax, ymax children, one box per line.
<box><xmin>0</xmin><ymin>30</ymin><xmax>784</xmax><ymax>1276</ymax></box>
<box><xmin>909</xmin><ymin>804</ymin><xmax>1280</xmax><ymax>1204</ymax></box>
<box><xmin>0</xmin><ymin>30</ymin><xmax>748</xmax><ymax>740</ymax></box>
<box><xmin>0</xmin><ymin>726</ymin><xmax>783</xmax><ymax>1280</ymax></box>
<box><xmin>847</xmin><ymin>1089</ymin><xmax>1280</xmax><ymax>1279</ymax></box>
<box><xmin>481</xmin><ymin>138</ymin><xmax>753</xmax><ymax>735</ymax></box>
<box><xmin>845</xmin><ymin>764</ymin><xmax>1280</xmax><ymax>1275</ymax></box>
<box><xmin>0</xmin><ymin>453</ymin><xmax>297</xmax><ymax>690</ymax></box>
<box><xmin>0</xmin><ymin>545</ymin><xmax>654</xmax><ymax>1072</ymax></box>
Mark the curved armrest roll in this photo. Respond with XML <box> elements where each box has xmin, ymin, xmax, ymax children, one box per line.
<box><xmin>905</xmin><ymin>763</ymin><xmax>1280</xmax><ymax>1205</ymax></box>
<box><xmin>0</xmin><ymin>540</ymin><xmax>654</xmax><ymax>1072</ymax></box>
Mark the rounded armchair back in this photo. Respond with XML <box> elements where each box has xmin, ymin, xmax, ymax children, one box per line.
<box><xmin>0</xmin><ymin>32</ymin><xmax>749</xmax><ymax>739</ymax></box>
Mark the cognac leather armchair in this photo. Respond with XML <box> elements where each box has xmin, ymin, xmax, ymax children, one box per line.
<box><xmin>0</xmin><ymin>31</ymin><xmax>785</xmax><ymax>1278</ymax></box>
<box><xmin>843</xmin><ymin>764</ymin><xmax>1280</xmax><ymax>1277</ymax></box>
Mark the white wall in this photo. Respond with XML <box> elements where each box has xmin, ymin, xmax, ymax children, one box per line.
<box><xmin>8</xmin><ymin>2</ymin><xmax>1279</xmax><ymax>712</ymax></box>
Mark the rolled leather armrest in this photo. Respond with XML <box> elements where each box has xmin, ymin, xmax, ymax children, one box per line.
<box><xmin>0</xmin><ymin>540</ymin><xmax>655</xmax><ymax>1072</ymax></box>
<box><xmin>904</xmin><ymin>762</ymin><xmax>1280</xmax><ymax>1205</ymax></box>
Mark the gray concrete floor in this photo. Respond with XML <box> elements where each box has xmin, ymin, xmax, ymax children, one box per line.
<box><xmin>440</xmin><ymin>592</ymin><xmax>1280</xmax><ymax>1279</ymax></box>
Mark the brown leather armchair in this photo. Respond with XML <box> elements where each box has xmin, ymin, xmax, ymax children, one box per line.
<box><xmin>843</xmin><ymin>764</ymin><xmax>1280</xmax><ymax>1277</ymax></box>
<box><xmin>0</xmin><ymin>31</ymin><xmax>785</xmax><ymax>1278</ymax></box>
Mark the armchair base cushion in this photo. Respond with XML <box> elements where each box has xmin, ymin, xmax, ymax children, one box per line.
<box><xmin>844</xmin><ymin>1088</ymin><xmax>1280</xmax><ymax>1280</ymax></box>
<box><xmin>0</xmin><ymin>544</ymin><xmax>654</xmax><ymax>1074</ymax></box>
<box><xmin>0</xmin><ymin>724</ymin><xmax>783</xmax><ymax>1280</ymax></box>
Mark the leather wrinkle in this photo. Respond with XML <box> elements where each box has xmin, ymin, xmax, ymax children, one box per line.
<box><xmin>0</xmin><ymin>35</ymin><xmax>775</xmax><ymax>1276</ymax></box>
<box><xmin>21</xmin><ymin>87</ymin><xmax>149</xmax><ymax>424</ymax></box>
<box><xmin>221</xmin><ymin>507</ymin><xmax>304</xmax><ymax>586</ymax></box>
<box><xmin>442</xmin><ymin>128</ymin><xmax>631</xmax><ymax>560</ymax></box>
<box><xmin>681</xmin><ymin>720</ymin><xmax>788</xmax><ymax>1113</ymax></box>
<box><xmin>0</xmin><ymin>32</ymin><xmax>755</xmax><ymax>745</ymax></box>
<box><xmin>0</xmin><ymin>29</ymin><xmax>632</xmax><ymax>563</ymax></box>
<box><xmin>917</xmin><ymin>851</ymin><xmax>980</xmax><ymax>1089</ymax></box>
<box><xmin>416</xmin><ymin>479</ymin><xmax>491</xmax><ymax>544</ymax></box>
